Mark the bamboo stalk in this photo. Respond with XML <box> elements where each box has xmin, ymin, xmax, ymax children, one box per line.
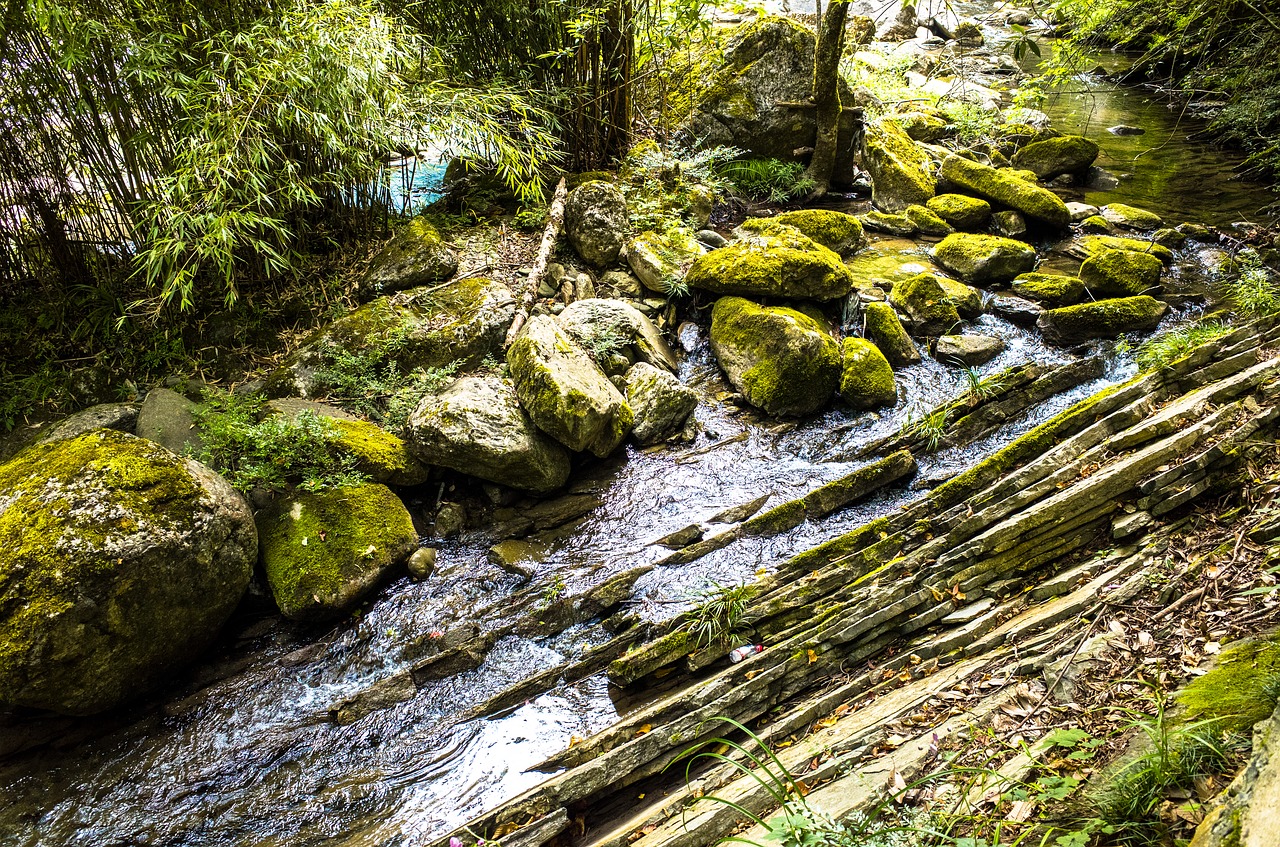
<box><xmin>504</xmin><ymin>177</ymin><xmax>567</xmax><ymax>347</ymax></box>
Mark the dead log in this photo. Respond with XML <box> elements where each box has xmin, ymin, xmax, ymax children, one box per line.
<box><xmin>505</xmin><ymin>177</ymin><xmax>567</xmax><ymax>347</ymax></box>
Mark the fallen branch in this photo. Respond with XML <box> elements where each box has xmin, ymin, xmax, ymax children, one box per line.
<box><xmin>504</xmin><ymin>177</ymin><xmax>567</xmax><ymax>347</ymax></box>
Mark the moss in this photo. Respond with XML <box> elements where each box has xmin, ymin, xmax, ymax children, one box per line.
<box><xmin>932</xmin><ymin>232</ymin><xmax>1037</xmax><ymax>283</ymax></box>
<box><xmin>939</xmin><ymin>154</ymin><xmax>1071</xmax><ymax>228</ymax></box>
<box><xmin>743</xmin><ymin>499</ymin><xmax>807</xmax><ymax>535</ymax></box>
<box><xmin>1079</xmin><ymin>248</ymin><xmax>1163</xmax><ymax>297</ymax></box>
<box><xmin>782</xmin><ymin>516</ymin><xmax>894</xmax><ymax>572</ymax></box>
<box><xmin>1102</xmin><ymin>202</ymin><xmax>1163</xmax><ymax>230</ymax></box>
<box><xmin>1078</xmin><ymin>234</ymin><xmax>1174</xmax><ymax>264</ymax></box>
<box><xmin>863</xmin><ymin>301</ymin><xmax>920</xmax><ymax>367</ymax></box>
<box><xmin>888</xmin><ymin>273</ymin><xmax>962</xmax><ymax>335</ymax></box>
<box><xmin>686</xmin><ymin>229</ymin><xmax>854</xmax><ymax>300</ymax></box>
<box><xmin>938</xmin><ymin>277</ymin><xmax>983</xmax><ymax>318</ymax></box>
<box><xmin>770</xmin><ymin>209</ymin><xmax>867</xmax><ymax>255</ymax></box>
<box><xmin>329</xmin><ymin>418</ymin><xmax>429</xmax><ymax>486</ymax></box>
<box><xmin>1011</xmin><ymin>272</ymin><xmax>1086</xmax><ymax>306</ymax></box>
<box><xmin>259</xmin><ymin>482</ymin><xmax>417</xmax><ymax>621</ymax></box>
<box><xmin>1010</xmin><ymin>135</ymin><xmax>1100</xmax><ymax>179</ymax></box>
<box><xmin>1038</xmin><ymin>295</ymin><xmax>1169</xmax><ymax>343</ymax></box>
<box><xmin>863</xmin><ymin>117</ymin><xmax>937</xmax><ymax>212</ymax></box>
<box><xmin>859</xmin><ymin>211</ymin><xmax>917</xmax><ymax>236</ymax></box>
<box><xmin>839</xmin><ymin>338</ymin><xmax>897</xmax><ymax>410</ymax></box>
<box><xmin>1177</xmin><ymin>633</ymin><xmax>1280</xmax><ymax>733</ymax></box>
<box><xmin>903</xmin><ymin>204</ymin><xmax>954</xmax><ymax>237</ymax></box>
<box><xmin>1080</xmin><ymin>215</ymin><xmax>1113</xmax><ymax>233</ymax></box>
<box><xmin>926</xmin><ymin>194</ymin><xmax>991</xmax><ymax>230</ymax></box>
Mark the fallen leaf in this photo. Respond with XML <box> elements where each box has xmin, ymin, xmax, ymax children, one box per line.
<box><xmin>816</xmin><ymin>715</ymin><xmax>839</xmax><ymax>729</ymax></box>
<box><xmin>1007</xmin><ymin>800</ymin><xmax>1036</xmax><ymax>822</ymax></box>
<box><xmin>635</xmin><ymin>724</ymin><xmax>652</xmax><ymax>736</ymax></box>
<box><xmin>568</xmin><ymin>735</ymin><xmax>584</xmax><ymax>748</ymax></box>
<box><xmin>807</xmin><ymin>649</ymin><xmax>818</xmax><ymax>664</ymax></box>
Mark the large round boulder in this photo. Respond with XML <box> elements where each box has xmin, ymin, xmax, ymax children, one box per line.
<box><xmin>709</xmin><ymin>297</ymin><xmax>840</xmax><ymax>416</ymax></box>
<box><xmin>359</xmin><ymin>218</ymin><xmax>458</xmax><ymax>300</ymax></box>
<box><xmin>258</xmin><ymin>483</ymin><xmax>417</xmax><ymax>621</ymax></box>
<box><xmin>1079</xmin><ymin>248</ymin><xmax>1163</xmax><ymax>297</ymax></box>
<box><xmin>404</xmin><ymin>375</ymin><xmax>571</xmax><ymax>493</ymax></box>
<box><xmin>0</xmin><ymin>430</ymin><xmax>256</xmax><ymax>714</ymax></box>
<box><xmin>839</xmin><ymin>338</ymin><xmax>898</xmax><ymax>410</ymax></box>
<box><xmin>888</xmin><ymin>273</ymin><xmax>963</xmax><ymax>336</ymax></box>
<box><xmin>626</xmin><ymin>229</ymin><xmax>704</xmax><ymax>294</ymax></box>
<box><xmin>863</xmin><ymin>118</ymin><xmax>937</xmax><ymax>213</ymax></box>
<box><xmin>565</xmin><ymin>180</ymin><xmax>630</xmax><ymax>267</ymax></box>
<box><xmin>686</xmin><ymin>224</ymin><xmax>854</xmax><ymax>300</ymax></box>
<box><xmin>1037</xmin><ymin>295</ymin><xmax>1169</xmax><ymax>344</ymax></box>
<box><xmin>932</xmin><ymin>233</ymin><xmax>1037</xmax><ymax>284</ymax></box>
<box><xmin>624</xmin><ymin>363</ymin><xmax>698</xmax><ymax>445</ymax></box>
<box><xmin>769</xmin><ymin>209</ymin><xmax>867</xmax><ymax>256</ymax></box>
<box><xmin>1010</xmin><ymin>135</ymin><xmax>1100</xmax><ymax>180</ymax></box>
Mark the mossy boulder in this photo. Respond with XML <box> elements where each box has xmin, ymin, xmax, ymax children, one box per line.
<box><xmin>939</xmin><ymin>154</ymin><xmax>1071</xmax><ymax>228</ymax></box>
<box><xmin>1079</xmin><ymin>248</ymin><xmax>1163</xmax><ymax>297</ymax></box>
<box><xmin>263</xmin><ymin>278</ymin><xmax>515</xmax><ymax>399</ymax></box>
<box><xmin>863</xmin><ymin>118</ymin><xmax>937</xmax><ymax>212</ymax></box>
<box><xmin>932</xmin><ymin>233</ymin><xmax>1036</xmax><ymax>284</ymax></box>
<box><xmin>863</xmin><ymin>301</ymin><xmax>921</xmax><ymax>367</ymax></box>
<box><xmin>935</xmin><ymin>333</ymin><xmax>1005</xmax><ymax>366</ymax></box>
<box><xmin>904</xmin><ymin>204</ymin><xmax>954</xmax><ymax>237</ymax></box>
<box><xmin>1100</xmin><ymin>203</ymin><xmax>1163</xmax><ymax>231</ymax></box>
<box><xmin>266</xmin><ymin>399</ymin><xmax>429</xmax><ymax>487</ymax></box>
<box><xmin>839</xmin><ymin>338</ymin><xmax>897</xmax><ymax>410</ymax></box>
<box><xmin>1010</xmin><ymin>135</ymin><xmax>1099</xmax><ymax>179</ymax></box>
<box><xmin>558</xmin><ymin>297</ymin><xmax>679</xmax><ymax>372</ymax></box>
<box><xmin>938</xmin><ymin>277</ymin><xmax>984</xmax><ymax>319</ymax></box>
<box><xmin>136</xmin><ymin>387</ymin><xmax>202</xmax><ymax>456</ymax></box>
<box><xmin>404</xmin><ymin>375</ymin><xmax>570</xmax><ymax>493</ymax></box>
<box><xmin>359</xmin><ymin>218</ymin><xmax>458</xmax><ymax>299</ymax></box>
<box><xmin>927</xmin><ymin>194</ymin><xmax>992</xmax><ymax>231</ymax></box>
<box><xmin>888</xmin><ymin>273</ymin><xmax>962</xmax><ymax>336</ymax></box>
<box><xmin>859</xmin><ymin>211</ymin><xmax>917</xmax><ymax>236</ymax></box>
<box><xmin>508</xmin><ymin>315</ymin><xmax>634</xmax><ymax>457</ymax></box>
<box><xmin>565</xmin><ymin>180</ymin><xmax>630</xmax><ymax>267</ymax></box>
<box><xmin>894</xmin><ymin>111</ymin><xmax>950</xmax><ymax>142</ymax></box>
<box><xmin>624</xmin><ymin>362</ymin><xmax>698</xmax><ymax>445</ymax></box>
<box><xmin>686</xmin><ymin>226</ymin><xmax>854</xmax><ymax>300</ymax></box>
<box><xmin>1011</xmin><ymin>272</ymin><xmax>1085</xmax><ymax>307</ymax></box>
<box><xmin>1037</xmin><ymin>295</ymin><xmax>1168</xmax><ymax>344</ymax></box>
<box><xmin>770</xmin><ymin>209</ymin><xmax>867</xmax><ymax>256</ymax></box>
<box><xmin>626</xmin><ymin>229</ymin><xmax>703</xmax><ymax>295</ymax></box>
<box><xmin>1076</xmin><ymin>234</ymin><xmax>1173</xmax><ymax>264</ymax></box>
<box><xmin>257</xmin><ymin>483</ymin><xmax>417</xmax><ymax>621</ymax></box>
<box><xmin>709</xmin><ymin>296</ymin><xmax>840</xmax><ymax>416</ymax></box>
<box><xmin>35</xmin><ymin>402</ymin><xmax>139</xmax><ymax>449</ymax></box>
<box><xmin>0</xmin><ymin>430</ymin><xmax>256</xmax><ymax>714</ymax></box>
<box><xmin>991</xmin><ymin>210</ymin><xmax>1027</xmax><ymax>239</ymax></box>
<box><xmin>1080</xmin><ymin>215</ymin><xmax>1113</xmax><ymax>233</ymax></box>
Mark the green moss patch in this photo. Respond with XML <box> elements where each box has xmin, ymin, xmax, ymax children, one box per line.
<box><xmin>1178</xmin><ymin>633</ymin><xmax>1280</xmax><ymax>734</ymax></box>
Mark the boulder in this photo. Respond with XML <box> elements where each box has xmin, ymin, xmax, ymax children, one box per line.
<box><xmin>0</xmin><ymin>430</ymin><xmax>255</xmax><ymax>714</ymax></box>
<box><xmin>939</xmin><ymin>277</ymin><xmax>984</xmax><ymax>319</ymax></box>
<box><xmin>264</xmin><ymin>278</ymin><xmax>515</xmax><ymax>399</ymax></box>
<box><xmin>991</xmin><ymin>210</ymin><xmax>1027</xmax><ymax>239</ymax></box>
<box><xmin>927</xmin><ymin>194</ymin><xmax>992</xmax><ymax>231</ymax></box>
<box><xmin>508</xmin><ymin>315</ymin><xmax>634</xmax><ymax>457</ymax></box>
<box><xmin>769</xmin><ymin>210</ymin><xmax>867</xmax><ymax>256</ymax></box>
<box><xmin>626</xmin><ymin>229</ymin><xmax>703</xmax><ymax>295</ymax></box>
<box><xmin>1010</xmin><ymin>135</ymin><xmax>1100</xmax><ymax>179</ymax></box>
<box><xmin>37</xmin><ymin>402</ymin><xmax>139</xmax><ymax>446</ymax></box>
<box><xmin>624</xmin><ymin>363</ymin><xmax>698</xmax><ymax>445</ymax></box>
<box><xmin>359</xmin><ymin>219</ymin><xmax>458</xmax><ymax>299</ymax></box>
<box><xmin>888</xmin><ymin>273</ymin><xmax>963</xmax><ymax>336</ymax></box>
<box><xmin>859</xmin><ymin>211</ymin><xmax>917</xmax><ymax>237</ymax></box>
<box><xmin>932</xmin><ymin>233</ymin><xmax>1037</xmax><ymax>284</ymax></box>
<box><xmin>939</xmin><ymin>154</ymin><xmax>1071</xmax><ymax>228</ymax></box>
<box><xmin>266</xmin><ymin>399</ymin><xmax>429</xmax><ymax>487</ymax></box>
<box><xmin>1080</xmin><ymin>215</ymin><xmax>1113</xmax><ymax>233</ymax></box>
<box><xmin>1079</xmin><ymin>248</ymin><xmax>1163</xmax><ymax>297</ymax></box>
<box><xmin>257</xmin><ymin>483</ymin><xmax>417</xmax><ymax>621</ymax></box>
<box><xmin>1037</xmin><ymin>295</ymin><xmax>1169</xmax><ymax>344</ymax></box>
<box><xmin>1076</xmin><ymin>234</ymin><xmax>1174</xmax><ymax>264</ymax></box>
<box><xmin>685</xmin><ymin>225</ymin><xmax>854</xmax><ymax>300</ymax></box>
<box><xmin>405</xmin><ymin>376</ymin><xmax>570</xmax><ymax>493</ymax></box>
<box><xmin>137</xmin><ymin>387</ymin><xmax>203</xmax><ymax>456</ymax></box>
<box><xmin>863</xmin><ymin>118</ymin><xmax>936</xmax><ymax>212</ymax></box>
<box><xmin>895</xmin><ymin>112</ymin><xmax>949</xmax><ymax>142</ymax></box>
<box><xmin>839</xmin><ymin>338</ymin><xmax>898</xmax><ymax>410</ymax></box>
<box><xmin>990</xmin><ymin>293</ymin><xmax>1044</xmax><ymax>327</ymax></box>
<box><xmin>1011</xmin><ymin>272</ymin><xmax>1085</xmax><ymax>307</ymax></box>
<box><xmin>1100</xmin><ymin>203</ymin><xmax>1163</xmax><ymax>231</ymax></box>
<box><xmin>863</xmin><ymin>301</ymin><xmax>922</xmax><ymax>367</ymax></box>
<box><xmin>565</xmin><ymin>180</ymin><xmax>630</xmax><ymax>267</ymax></box>
<box><xmin>1067</xmin><ymin>202</ymin><xmax>1100</xmax><ymax>222</ymax></box>
<box><xmin>709</xmin><ymin>297</ymin><xmax>841</xmax><ymax>416</ymax></box>
<box><xmin>936</xmin><ymin>334</ymin><xmax>1005</xmax><ymax>366</ymax></box>
<box><xmin>904</xmin><ymin>204</ymin><xmax>954</xmax><ymax>237</ymax></box>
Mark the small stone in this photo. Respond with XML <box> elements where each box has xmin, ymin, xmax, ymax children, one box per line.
<box><xmin>935</xmin><ymin>334</ymin><xmax>1005</xmax><ymax>366</ymax></box>
<box><xmin>991</xmin><ymin>210</ymin><xmax>1027</xmax><ymax>239</ymax></box>
<box><xmin>990</xmin><ymin>293</ymin><xmax>1043</xmax><ymax>327</ymax></box>
<box><xmin>696</xmin><ymin>229</ymin><xmax>728</xmax><ymax>248</ymax></box>
<box><xmin>407</xmin><ymin>547</ymin><xmax>438</xmax><ymax>580</ymax></box>
<box><xmin>488</xmin><ymin>540</ymin><xmax>545</xmax><ymax>579</ymax></box>
<box><xmin>657</xmin><ymin>524</ymin><xmax>704</xmax><ymax>549</ymax></box>
<box><xmin>1067</xmin><ymin>202</ymin><xmax>1100</xmax><ymax>222</ymax></box>
<box><xmin>435</xmin><ymin>502</ymin><xmax>466</xmax><ymax>538</ymax></box>
<box><xmin>1107</xmin><ymin>124</ymin><xmax>1145</xmax><ymax>135</ymax></box>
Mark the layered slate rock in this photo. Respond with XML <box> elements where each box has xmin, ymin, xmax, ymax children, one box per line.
<box><xmin>768</xmin><ymin>209</ymin><xmax>867</xmax><ymax>256</ymax></box>
<box><xmin>626</xmin><ymin>229</ymin><xmax>703</xmax><ymax>295</ymax></box>
<box><xmin>404</xmin><ymin>375</ymin><xmax>571</xmax><ymax>493</ymax></box>
<box><xmin>565</xmin><ymin>180</ymin><xmax>630</xmax><ymax>267</ymax></box>
<box><xmin>264</xmin><ymin>278</ymin><xmax>515</xmax><ymax>399</ymax></box>
<box><xmin>932</xmin><ymin>233</ymin><xmax>1036</xmax><ymax>284</ymax></box>
<box><xmin>863</xmin><ymin>118</ymin><xmax>936</xmax><ymax>212</ymax></box>
<box><xmin>508</xmin><ymin>316</ymin><xmax>635</xmax><ymax>457</ymax></box>
<box><xmin>889</xmin><ymin>273</ymin><xmax>963</xmax><ymax>336</ymax></box>
<box><xmin>1010</xmin><ymin>135</ymin><xmax>1099</xmax><ymax>179</ymax></box>
<box><xmin>359</xmin><ymin>218</ymin><xmax>458</xmax><ymax>299</ymax></box>
<box><xmin>710</xmin><ymin>297</ymin><xmax>841</xmax><ymax>416</ymax></box>
<box><xmin>558</xmin><ymin>298</ymin><xmax>679</xmax><ymax>373</ymax></box>
<box><xmin>939</xmin><ymin>154</ymin><xmax>1071</xmax><ymax>228</ymax></box>
<box><xmin>0</xmin><ymin>430</ymin><xmax>255</xmax><ymax>714</ymax></box>
<box><xmin>624</xmin><ymin>363</ymin><xmax>698</xmax><ymax>445</ymax></box>
<box><xmin>1012</xmin><ymin>272</ymin><xmax>1085</xmax><ymax>307</ymax></box>
<box><xmin>839</xmin><ymin>338</ymin><xmax>898</xmax><ymax>410</ymax></box>
<box><xmin>258</xmin><ymin>483</ymin><xmax>417</xmax><ymax>621</ymax></box>
<box><xmin>1079</xmin><ymin>248</ymin><xmax>1163</xmax><ymax>297</ymax></box>
<box><xmin>685</xmin><ymin>225</ymin><xmax>854</xmax><ymax>300</ymax></box>
<box><xmin>927</xmin><ymin>194</ymin><xmax>992</xmax><ymax>231</ymax></box>
<box><xmin>1038</xmin><ymin>295</ymin><xmax>1169</xmax><ymax>344</ymax></box>
<box><xmin>863</xmin><ymin>301</ymin><xmax>921</xmax><ymax>367</ymax></box>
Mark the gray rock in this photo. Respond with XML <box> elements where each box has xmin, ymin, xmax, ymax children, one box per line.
<box><xmin>559</xmin><ymin>298</ymin><xmax>679</xmax><ymax>373</ymax></box>
<box><xmin>1066</xmin><ymin>202</ymin><xmax>1100</xmax><ymax>222</ymax></box>
<box><xmin>359</xmin><ymin>219</ymin><xmax>458</xmax><ymax>299</ymax></box>
<box><xmin>626</xmin><ymin>229</ymin><xmax>703</xmax><ymax>294</ymax></box>
<box><xmin>935</xmin><ymin>334</ymin><xmax>1006</xmax><ymax>366</ymax></box>
<box><xmin>990</xmin><ymin>293</ymin><xmax>1043</xmax><ymax>327</ymax></box>
<box><xmin>696</xmin><ymin>230</ymin><xmax>728</xmax><ymax>249</ymax></box>
<box><xmin>434</xmin><ymin>502</ymin><xmax>466</xmax><ymax>538</ymax></box>
<box><xmin>137</xmin><ymin>387</ymin><xmax>203</xmax><ymax>456</ymax></box>
<box><xmin>407</xmin><ymin>547</ymin><xmax>438</xmax><ymax>580</ymax></box>
<box><xmin>565</xmin><ymin>181</ymin><xmax>629</xmax><ymax>267</ymax></box>
<box><xmin>1037</xmin><ymin>296</ymin><xmax>1169</xmax><ymax>344</ymax></box>
<box><xmin>1107</xmin><ymin>125</ymin><xmax>1145</xmax><ymax>136</ymax></box>
<box><xmin>598</xmin><ymin>270</ymin><xmax>645</xmax><ymax>299</ymax></box>
<box><xmin>624</xmin><ymin>363</ymin><xmax>698</xmax><ymax>445</ymax></box>
<box><xmin>404</xmin><ymin>375</ymin><xmax>571</xmax><ymax>493</ymax></box>
<box><xmin>38</xmin><ymin>403</ymin><xmax>139</xmax><ymax>446</ymax></box>
<box><xmin>991</xmin><ymin>210</ymin><xmax>1027</xmax><ymax>239</ymax></box>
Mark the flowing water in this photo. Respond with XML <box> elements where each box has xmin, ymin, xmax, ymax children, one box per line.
<box><xmin>1</xmin><ymin>9</ymin><xmax>1277</xmax><ymax>847</ymax></box>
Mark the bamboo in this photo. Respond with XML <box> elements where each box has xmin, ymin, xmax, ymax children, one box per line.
<box><xmin>504</xmin><ymin>177</ymin><xmax>567</xmax><ymax>348</ymax></box>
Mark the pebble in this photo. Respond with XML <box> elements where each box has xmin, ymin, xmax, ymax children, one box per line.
<box><xmin>407</xmin><ymin>547</ymin><xmax>438</xmax><ymax>580</ymax></box>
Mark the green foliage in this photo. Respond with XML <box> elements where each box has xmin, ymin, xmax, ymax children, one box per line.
<box><xmin>1217</xmin><ymin>251</ymin><xmax>1280</xmax><ymax>317</ymax></box>
<box><xmin>1134</xmin><ymin>320</ymin><xmax>1232</xmax><ymax>371</ymax></box>
<box><xmin>621</xmin><ymin>142</ymin><xmax>734</xmax><ymax>232</ymax></box>
<box><xmin>961</xmin><ymin>368</ymin><xmax>1006</xmax><ymax>403</ymax></box>
<box><xmin>681</xmin><ymin>582</ymin><xmax>756</xmax><ymax>650</ymax></box>
<box><xmin>191</xmin><ymin>391</ymin><xmax>368</xmax><ymax>493</ymax></box>
<box><xmin>718</xmin><ymin>158</ymin><xmax>815</xmax><ymax>203</ymax></box>
<box><xmin>902</xmin><ymin>408</ymin><xmax>948</xmax><ymax>453</ymax></box>
<box><xmin>1177</xmin><ymin>635</ymin><xmax>1280</xmax><ymax>733</ymax></box>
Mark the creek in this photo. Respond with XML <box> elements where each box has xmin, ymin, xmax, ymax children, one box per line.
<box><xmin>0</xmin><ymin>7</ymin><xmax>1276</xmax><ymax>847</ymax></box>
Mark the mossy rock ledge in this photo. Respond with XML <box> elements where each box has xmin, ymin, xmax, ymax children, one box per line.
<box><xmin>0</xmin><ymin>430</ymin><xmax>256</xmax><ymax>714</ymax></box>
<box><xmin>939</xmin><ymin>154</ymin><xmax>1071</xmax><ymax>228</ymax></box>
<box><xmin>838</xmin><ymin>338</ymin><xmax>897</xmax><ymax>410</ymax></box>
<box><xmin>359</xmin><ymin>218</ymin><xmax>458</xmax><ymax>300</ymax></box>
<box><xmin>709</xmin><ymin>296</ymin><xmax>841</xmax><ymax>416</ymax></box>
<box><xmin>685</xmin><ymin>226</ymin><xmax>854</xmax><ymax>300</ymax></box>
<box><xmin>1037</xmin><ymin>295</ymin><xmax>1169</xmax><ymax>344</ymax></box>
<box><xmin>257</xmin><ymin>483</ymin><xmax>417</xmax><ymax>622</ymax></box>
<box><xmin>768</xmin><ymin>209</ymin><xmax>867</xmax><ymax>256</ymax></box>
<box><xmin>932</xmin><ymin>233</ymin><xmax>1037</xmax><ymax>284</ymax></box>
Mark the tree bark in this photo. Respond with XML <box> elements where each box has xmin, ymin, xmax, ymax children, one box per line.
<box><xmin>505</xmin><ymin>178</ymin><xmax>567</xmax><ymax>348</ymax></box>
<box><xmin>805</xmin><ymin>0</ymin><xmax>850</xmax><ymax>200</ymax></box>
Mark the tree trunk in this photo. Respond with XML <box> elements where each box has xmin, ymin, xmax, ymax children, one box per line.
<box><xmin>805</xmin><ymin>0</ymin><xmax>850</xmax><ymax>199</ymax></box>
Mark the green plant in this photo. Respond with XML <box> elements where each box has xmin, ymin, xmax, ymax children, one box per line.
<box><xmin>681</xmin><ymin>582</ymin><xmax>756</xmax><ymax>650</ymax></box>
<box><xmin>578</xmin><ymin>324</ymin><xmax>631</xmax><ymax>364</ymax></box>
<box><xmin>902</xmin><ymin>408</ymin><xmax>948</xmax><ymax>453</ymax></box>
<box><xmin>541</xmin><ymin>574</ymin><xmax>567</xmax><ymax>607</ymax></box>
<box><xmin>717</xmin><ymin>158</ymin><xmax>815</xmax><ymax>203</ymax></box>
<box><xmin>961</xmin><ymin>368</ymin><xmax>1006</xmax><ymax>403</ymax></box>
<box><xmin>1134</xmin><ymin>320</ymin><xmax>1233</xmax><ymax>371</ymax></box>
<box><xmin>1218</xmin><ymin>251</ymin><xmax>1280</xmax><ymax>317</ymax></box>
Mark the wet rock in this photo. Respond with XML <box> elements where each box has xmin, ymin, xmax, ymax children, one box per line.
<box><xmin>137</xmin><ymin>387</ymin><xmax>202</xmax><ymax>456</ymax></box>
<box><xmin>657</xmin><ymin>524</ymin><xmax>704</xmax><ymax>549</ymax></box>
<box><xmin>1177</xmin><ymin>222</ymin><xmax>1216</xmax><ymax>243</ymax></box>
<box><xmin>1067</xmin><ymin>202</ymin><xmax>1100</xmax><ymax>222</ymax></box>
<box><xmin>37</xmin><ymin>402</ymin><xmax>139</xmax><ymax>446</ymax></box>
<box><xmin>1011</xmin><ymin>272</ymin><xmax>1085</xmax><ymax>307</ymax></box>
<box><xmin>839</xmin><ymin>338</ymin><xmax>898</xmax><ymax>410</ymax></box>
<box><xmin>927</xmin><ymin>194</ymin><xmax>992</xmax><ymax>231</ymax></box>
<box><xmin>508</xmin><ymin>315</ymin><xmax>634</xmax><ymax>457</ymax></box>
<box><xmin>859</xmin><ymin>211</ymin><xmax>917</xmax><ymax>236</ymax></box>
<box><xmin>863</xmin><ymin>301</ymin><xmax>922</xmax><ymax>367</ymax></box>
<box><xmin>904</xmin><ymin>204</ymin><xmax>954</xmax><ymax>237</ymax></box>
<box><xmin>939</xmin><ymin>154</ymin><xmax>1071</xmax><ymax>228</ymax></box>
<box><xmin>939</xmin><ymin>277</ymin><xmax>984</xmax><ymax>319</ymax></box>
<box><xmin>404</xmin><ymin>375</ymin><xmax>571</xmax><ymax>494</ymax></box>
<box><xmin>1153</xmin><ymin>228</ymin><xmax>1188</xmax><ymax>248</ymax></box>
<box><xmin>558</xmin><ymin>298</ymin><xmax>679</xmax><ymax>373</ymax></box>
<box><xmin>626</xmin><ymin>229</ymin><xmax>703</xmax><ymax>295</ymax></box>
<box><xmin>434</xmin><ymin>502</ymin><xmax>467</xmax><ymax>538</ymax></box>
<box><xmin>709</xmin><ymin>296</ymin><xmax>841</xmax><ymax>416</ymax></box>
<box><xmin>565</xmin><ymin>181</ymin><xmax>630</xmax><ymax>267</ymax></box>
<box><xmin>597</xmin><ymin>269</ymin><xmax>645</xmax><ymax>299</ymax></box>
<box><xmin>1080</xmin><ymin>215</ymin><xmax>1113</xmax><ymax>233</ymax></box>
<box><xmin>359</xmin><ymin>219</ymin><xmax>458</xmax><ymax>299</ymax></box>
<box><xmin>258</xmin><ymin>483</ymin><xmax>417</xmax><ymax>621</ymax></box>
<box><xmin>1107</xmin><ymin>124</ymin><xmax>1145</xmax><ymax>135</ymax></box>
<box><xmin>1037</xmin><ymin>295</ymin><xmax>1169</xmax><ymax>344</ymax></box>
<box><xmin>768</xmin><ymin>209</ymin><xmax>867</xmax><ymax>256</ymax></box>
<box><xmin>263</xmin><ymin>278</ymin><xmax>515</xmax><ymax>399</ymax></box>
<box><xmin>1010</xmin><ymin>135</ymin><xmax>1100</xmax><ymax>180</ymax></box>
<box><xmin>863</xmin><ymin>118</ymin><xmax>936</xmax><ymax>212</ymax></box>
<box><xmin>932</xmin><ymin>233</ymin><xmax>1036</xmax><ymax>284</ymax></box>
<box><xmin>696</xmin><ymin>229</ymin><xmax>728</xmax><ymax>249</ymax></box>
<box><xmin>889</xmin><ymin>273</ymin><xmax>963</xmax><ymax>336</ymax></box>
<box><xmin>990</xmin><ymin>293</ymin><xmax>1044</xmax><ymax>327</ymax></box>
<box><xmin>935</xmin><ymin>333</ymin><xmax>1005</xmax><ymax>366</ymax></box>
<box><xmin>267</xmin><ymin>399</ymin><xmax>429</xmax><ymax>487</ymax></box>
<box><xmin>0</xmin><ymin>430</ymin><xmax>256</xmax><ymax>714</ymax></box>
<box><xmin>686</xmin><ymin>224</ymin><xmax>854</xmax><ymax>300</ymax></box>
<box><xmin>407</xmin><ymin>547</ymin><xmax>438</xmax><ymax>580</ymax></box>
<box><xmin>1101</xmin><ymin>203</ymin><xmax>1163</xmax><ymax>231</ymax></box>
<box><xmin>895</xmin><ymin>111</ymin><xmax>949</xmax><ymax>142</ymax></box>
<box><xmin>488</xmin><ymin>539</ymin><xmax>545</xmax><ymax>579</ymax></box>
<box><xmin>991</xmin><ymin>210</ymin><xmax>1027</xmax><ymax>239</ymax></box>
<box><xmin>1076</xmin><ymin>235</ymin><xmax>1173</xmax><ymax>263</ymax></box>
<box><xmin>1079</xmin><ymin>248</ymin><xmax>1163</xmax><ymax>297</ymax></box>
<box><xmin>624</xmin><ymin>362</ymin><xmax>698</xmax><ymax>445</ymax></box>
